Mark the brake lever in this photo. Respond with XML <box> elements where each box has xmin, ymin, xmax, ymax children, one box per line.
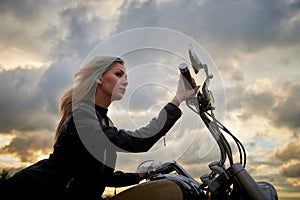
<box><xmin>202</xmin><ymin>74</ymin><xmax>214</xmax><ymax>107</ymax></box>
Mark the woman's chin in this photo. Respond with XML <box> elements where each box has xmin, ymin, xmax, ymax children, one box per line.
<box><xmin>111</xmin><ymin>95</ymin><xmax>124</xmax><ymax>101</ymax></box>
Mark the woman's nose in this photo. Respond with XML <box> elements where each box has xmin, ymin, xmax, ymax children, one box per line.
<box><xmin>122</xmin><ymin>78</ymin><xmax>128</xmax><ymax>86</ymax></box>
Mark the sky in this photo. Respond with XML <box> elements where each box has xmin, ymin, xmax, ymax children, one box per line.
<box><xmin>0</xmin><ymin>0</ymin><xmax>299</xmax><ymax>199</ymax></box>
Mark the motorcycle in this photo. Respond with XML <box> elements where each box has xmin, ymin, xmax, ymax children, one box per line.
<box><xmin>109</xmin><ymin>44</ymin><xmax>278</xmax><ymax>200</ymax></box>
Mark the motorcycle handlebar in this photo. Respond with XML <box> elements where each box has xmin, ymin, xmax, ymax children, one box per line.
<box><xmin>147</xmin><ymin>161</ymin><xmax>195</xmax><ymax>180</ymax></box>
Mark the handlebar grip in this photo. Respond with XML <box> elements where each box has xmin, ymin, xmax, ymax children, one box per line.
<box><xmin>147</xmin><ymin>162</ymin><xmax>175</xmax><ymax>177</ymax></box>
<box><xmin>179</xmin><ymin>63</ymin><xmax>195</xmax><ymax>89</ymax></box>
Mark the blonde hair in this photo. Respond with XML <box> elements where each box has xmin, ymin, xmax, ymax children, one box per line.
<box><xmin>55</xmin><ymin>55</ymin><xmax>125</xmax><ymax>141</ymax></box>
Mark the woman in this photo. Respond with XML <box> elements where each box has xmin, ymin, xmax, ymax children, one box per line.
<box><xmin>1</xmin><ymin>55</ymin><xmax>198</xmax><ymax>199</ymax></box>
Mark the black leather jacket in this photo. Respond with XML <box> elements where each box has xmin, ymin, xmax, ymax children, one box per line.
<box><xmin>2</xmin><ymin>100</ymin><xmax>182</xmax><ymax>199</ymax></box>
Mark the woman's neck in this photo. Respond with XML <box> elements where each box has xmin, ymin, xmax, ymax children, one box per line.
<box><xmin>94</xmin><ymin>89</ymin><xmax>111</xmax><ymax>108</ymax></box>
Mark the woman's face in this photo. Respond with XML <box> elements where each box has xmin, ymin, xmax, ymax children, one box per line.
<box><xmin>99</xmin><ymin>62</ymin><xmax>128</xmax><ymax>101</ymax></box>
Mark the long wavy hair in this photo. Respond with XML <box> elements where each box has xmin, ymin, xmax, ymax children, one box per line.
<box><xmin>55</xmin><ymin>55</ymin><xmax>125</xmax><ymax>141</ymax></box>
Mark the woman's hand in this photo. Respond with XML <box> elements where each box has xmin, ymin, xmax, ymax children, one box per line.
<box><xmin>171</xmin><ymin>75</ymin><xmax>200</xmax><ymax>106</ymax></box>
<box><xmin>136</xmin><ymin>166</ymin><xmax>149</xmax><ymax>181</ymax></box>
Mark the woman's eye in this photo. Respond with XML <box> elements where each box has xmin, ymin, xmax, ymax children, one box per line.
<box><xmin>115</xmin><ymin>72</ymin><xmax>122</xmax><ymax>77</ymax></box>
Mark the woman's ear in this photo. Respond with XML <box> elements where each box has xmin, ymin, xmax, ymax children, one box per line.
<box><xmin>96</xmin><ymin>78</ymin><xmax>103</xmax><ymax>86</ymax></box>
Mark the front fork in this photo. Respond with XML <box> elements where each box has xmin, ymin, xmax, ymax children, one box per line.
<box><xmin>204</xmin><ymin>163</ymin><xmax>269</xmax><ymax>200</ymax></box>
<box><xmin>230</xmin><ymin>163</ymin><xmax>269</xmax><ymax>200</ymax></box>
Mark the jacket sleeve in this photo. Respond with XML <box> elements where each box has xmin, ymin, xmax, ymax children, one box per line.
<box><xmin>67</xmin><ymin>101</ymin><xmax>182</xmax><ymax>191</ymax></box>
<box><xmin>72</xmin><ymin>102</ymin><xmax>182</xmax><ymax>153</ymax></box>
<box><xmin>106</xmin><ymin>171</ymin><xmax>140</xmax><ymax>187</ymax></box>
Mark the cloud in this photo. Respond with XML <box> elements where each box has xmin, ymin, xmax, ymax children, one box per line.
<box><xmin>272</xmin><ymin>82</ymin><xmax>300</xmax><ymax>130</ymax></box>
<box><xmin>1</xmin><ymin>0</ymin><xmax>298</xmax><ymax>137</ymax></box>
<box><xmin>275</xmin><ymin>138</ymin><xmax>300</xmax><ymax>189</ymax></box>
<box><xmin>286</xmin><ymin>178</ymin><xmax>300</xmax><ymax>187</ymax></box>
<box><xmin>0</xmin><ymin>0</ymin><xmax>64</xmax><ymax>60</ymax></box>
<box><xmin>0</xmin><ymin>66</ymin><xmax>58</xmax><ymax>133</ymax></box>
<box><xmin>279</xmin><ymin>160</ymin><xmax>300</xmax><ymax>178</ymax></box>
<box><xmin>0</xmin><ymin>0</ymin><xmax>123</xmax><ymax>67</ymax></box>
<box><xmin>218</xmin><ymin>63</ymin><xmax>244</xmax><ymax>83</ymax></box>
<box><xmin>55</xmin><ymin>3</ymin><xmax>117</xmax><ymax>59</ymax></box>
<box><xmin>1</xmin><ymin>130</ymin><xmax>53</xmax><ymax>163</ymax></box>
<box><xmin>224</xmin><ymin>76</ymin><xmax>300</xmax><ymax>133</ymax></box>
<box><xmin>275</xmin><ymin>139</ymin><xmax>300</xmax><ymax>162</ymax></box>
<box><xmin>280</xmin><ymin>160</ymin><xmax>300</xmax><ymax>187</ymax></box>
<box><xmin>116</xmin><ymin>0</ymin><xmax>300</xmax><ymax>53</ymax></box>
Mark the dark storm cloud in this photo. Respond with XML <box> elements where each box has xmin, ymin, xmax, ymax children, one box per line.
<box><xmin>279</xmin><ymin>161</ymin><xmax>300</xmax><ymax>178</ymax></box>
<box><xmin>272</xmin><ymin>82</ymin><xmax>300</xmax><ymax>130</ymax></box>
<box><xmin>225</xmin><ymin>81</ymin><xmax>276</xmax><ymax>119</ymax></box>
<box><xmin>277</xmin><ymin>154</ymin><xmax>300</xmax><ymax>185</ymax></box>
<box><xmin>0</xmin><ymin>67</ymin><xmax>57</xmax><ymax>133</ymax></box>
<box><xmin>1</xmin><ymin>130</ymin><xmax>53</xmax><ymax>163</ymax></box>
<box><xmin>117</xmin><ymin>0</ymin><xmax>300</xmax><ymax>54</ymax></box>
<box><xmin>275</xmin><ymin>139</ymin><xmax>300</xmax><ymax>162</ymax></box>
<box><xmin>0</xmin><ymin>0</ymin><xmax>119</xmax><ymax>131</ymax></box>
<box><xmin>1</xmin><ymin>0</ymin><xmax>299</xmax><ymax>134</ymax></box>
<box><xmin>0</xmin><ymin>0</ymin><xmax>52</xmax><ymax>20</ymax></box>
<box><xmin>223</xmin><ymin>71</ymin><xmax>300</xmax><ymax>132</ymax></box>
<box><xmin>0</xmin><ymin>0</ymin><xmax>63</xmax><ymax>60</ymax></box>
<box><xmin>0</xmin><ymin>66</ymin><xmax>59</xmax><ymax>163</ymax></box>
<box><xmin>55</xmin><ymin>5</ymin><xmax>105</xmax><ymax>59</ymax></box>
